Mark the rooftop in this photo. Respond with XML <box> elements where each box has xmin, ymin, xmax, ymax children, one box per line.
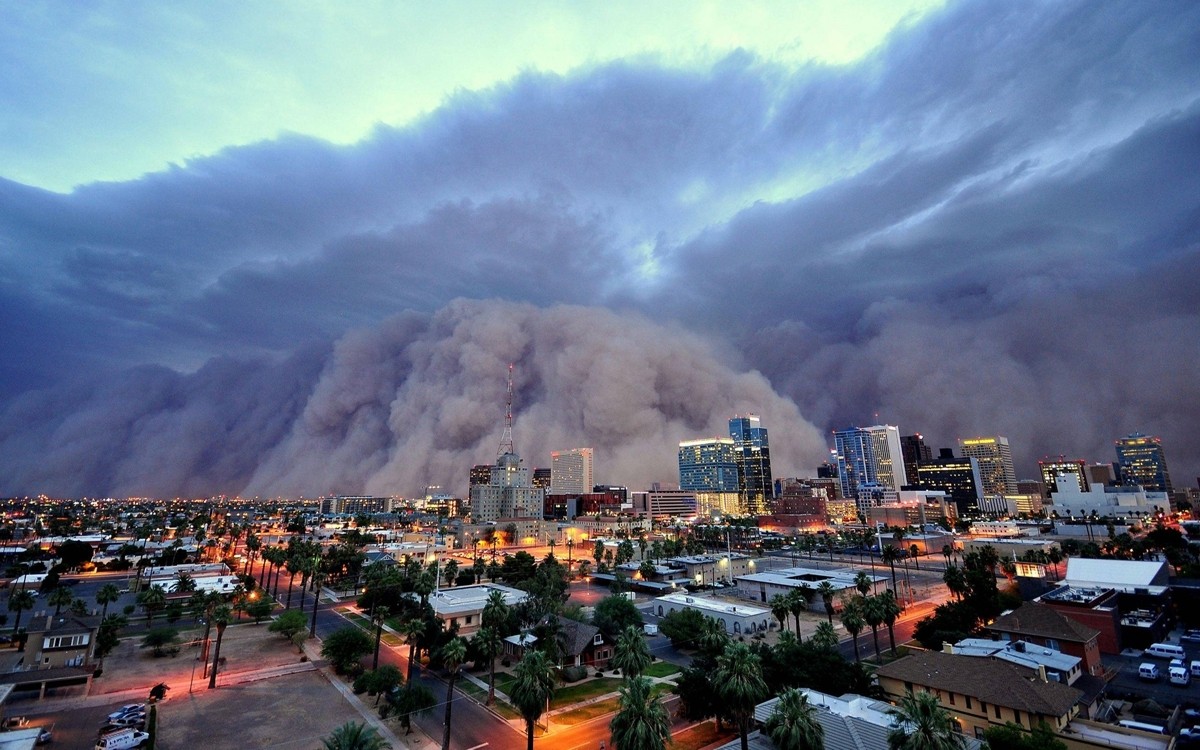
<box><xmin>735</xmin><ymin>566</ymin><xmax>885</xmax><ymax>590</ymax></box>
<box><xmin>951</xmin><ymin>637</ymin><xmax>1081</xmax><ymax>674</ymax></box>
<box><xmin>988</xmin><ymin>602</ymin><xmax>1101</xmax><ymax>643</ymax></box>
<box><xmin>1064</xmin><ymin>558</ymin><xmax>1169</xmax><ymax>589</ymax></box>
<box><xmin>426</xmin><ymin>583</ymin><xmax>526</xmax><ymax>616</ymax></box>
<box><xmin>655</xmin><ymin>592</ymin><xmax>770</xmax><ymax>618</ymax></box>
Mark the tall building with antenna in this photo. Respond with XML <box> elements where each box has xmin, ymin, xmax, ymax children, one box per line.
<box><xmin>470</xmin><ymin>365</ymin><xmax>544</xmax><ymax>522</ymax></box>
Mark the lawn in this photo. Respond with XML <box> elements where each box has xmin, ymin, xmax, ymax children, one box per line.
<box><xmin>551</xmin><ymin>677</ymin><xmax>623</xmax><ymax>708</ymax></box>
<box><xmin>643</xmin><ymin>662</ymin><xmax>681</xmax><ymax>678</ymax></box>
<box><xmin>671</xmin><ymin>721</ymin><xmax>736</xmax><ymax>750</ymax></box>
<box><xmin>552</xmin><ymin>696</ymin><xmax>621</xmax><ymax>726</ymax></box>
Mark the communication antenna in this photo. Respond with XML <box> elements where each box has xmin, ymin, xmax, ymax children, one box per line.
<box><xmin>497</xmin><ymin>363</ymin><xmax>515</xmax><ymax>458</ymax></box>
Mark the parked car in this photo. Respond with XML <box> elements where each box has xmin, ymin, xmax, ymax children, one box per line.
<box><xmin>107</xmin><ymin>715</ymin><xmax>146</xmax><ymax>728</ymax></box>
<box><xmin>106</xmin><ymin>705</ymin><xmax>144</xmax><ymax>721</ymax></box>
<box><xmin>1182</xmin><ymin>629</ymin><xmax>1200</xmax><ymax>643</ymax></box>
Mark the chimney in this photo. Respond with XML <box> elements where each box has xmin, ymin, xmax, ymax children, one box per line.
<box><xmin>942</xmin><ymin>642</ymin><xmax>955</xmax><ymax>655</ymax></box>
<box><xmin>1037</xmin><ymin>665</ymin><xmax>1048</xmax><ymax>683</ymax></box>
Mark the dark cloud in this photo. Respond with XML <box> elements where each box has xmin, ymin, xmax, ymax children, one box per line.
<box><xmin>1</xmin><ymin>0</ymin><xmax>1198</xmax><ymax>494</ymax></box>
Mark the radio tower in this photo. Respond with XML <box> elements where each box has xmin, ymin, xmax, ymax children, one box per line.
<box><xmin>497</xmin><ymin>363</ymin><xmax>515</xmax><ymax>458</ymax></box>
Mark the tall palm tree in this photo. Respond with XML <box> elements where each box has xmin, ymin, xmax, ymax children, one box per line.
<box><xmin>816</xmin><ymin>581</ymin><xmax>837</xmax><ymax>625</ymax></box>
<box><xmin>861</xmin><ymin>596</ymin><xmax>884</xmax><ymax>663</ymax></box>
<box><xmin>613</xmin><ymin>625</ymin><xmax>652</xmax><ymax>679</ymax></box>
<box><xmin>715</xmin><ymin>642</ymin><xmax>768</xmax><ymax>750</ymax></box>
<box><xmin>839</xmin><ymin>602</ymin><xmax>865</xmax><ymax>664</ymax></box>
<box><xmin>172</xmin><ymin>571</ymin><xmax>197</xmax><ymax>594</ymax></box>
<box><xmin>207</xmin><ymin>604</ymin><xmax>232</xmax><ymax>689</ymax></box>
<box><xmin>770</xmin><ymin>595</ymin><xmax>790</xmax><ymax>632</ymax></box>
<box><xmin>511</xmin><ymin>650</ymin><xmax>555</xmax><ymax>750</ymax></box>
<box><xmin>8</xmin><ymin>589</ymin><xmax>35</xmax><ymax>636</ymax></box>
<box><xmin>482</xmin><ymin>589</ymin><xmax>510</xmax><ymax>630</ymax></box>
<box><xmin>881</xmin><ymin>546</ymin><xmax>901</xmax><ymax>593</ymax></box>
<box><xmin>473</xmin><ymin>625</ymin><xmax>502</xmax><ymax>705</ymax></box>
<box><xmin>764</xmin><ymin>688</ymin><xmax>825</xmax><ymax>750</ymax></box>
<box><xmin>787</xmin><ymin>589</ymin><xmax>808</xmax><ymax>638</ymax></box>
<box><xmin>886</xmin><ymin>691</ymin><xmax>966</xmax><ymax>750</ymax></box>
<box><xmin>854</xmin><ymin>571</ymin><xmax>871</xmax><ymax>597</ymax></box>
<box><xmin>440</xmin><ymin>637</ymin><xmax>467</xmax><ymax>750</ymax></box>
<box><xmin>48</xmin><ymin>586</ymin><xmax>74</xmax><ymax>616</ymax></box>
<box><xmin>321</xmin><ymin>721</ymin><xmax>392</xmax><ymax>750</ymax></box>
<box><xmin>401</xmin><ymin>617</ymin><xmax>425</xmax><ymax>682</ymax></box>
<box><xmin>95</xmin><ymin>583</ymin><xmax>122</xmax><ymax>619</ymax></box>
<box><xmin>880</xmin><ymin>591</ymin><xmax>902</xmax><ymax>656</ymax></box>
<box><xmin>609</xmin><ymin>676</ymin><xmax>671</xmax><ymax>750</ymax></box>
<box><xmin>372</xmin><ymin>606</ymin><xmax>391</xmax><ymax>671</ymax></box>
<box><xmin>138</xmin><ymin>584</ymin><xmax>167</xmax><ymax>627</ymax></box>
<box><xmin>942</xmin><ymin>565</ymin><xmax>967</xmax><ymax>601</ymax></box>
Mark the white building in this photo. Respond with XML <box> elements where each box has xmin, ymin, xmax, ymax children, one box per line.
<box><xmin>734</xmin><ymin>566</ymin><xmax>885</xmax><ymax>610</ymax></box>
<box><xmin>652</xmin><ymin>592</ymin><xmax>772</xmax><ymax>635</ymax></box>
<box><xmin>425</xmin><ymin>583</ymin><xmax>527</xmax><ymax>636</ymax></box>
<box><xmin>550</xmin><ymin>448</ymin><xmax>594</xmax><ymax>495</ymax></box>
<box><xmin>469</xmin><ymin>452</ymin><xmax>545</xmax><ymax>522</ymax></box>
<box><xmin>1047</xmin><ymin>480</ymin><xmax>1170</xmax><ymax>522</ymax></box>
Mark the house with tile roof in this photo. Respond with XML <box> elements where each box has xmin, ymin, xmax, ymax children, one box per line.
<box><xmin>986</xmin><ymin>602</ymin><xmax>1103</xmax><ymax>676</ymax></box>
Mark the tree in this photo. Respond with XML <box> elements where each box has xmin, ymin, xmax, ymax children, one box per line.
<box><xmin>610</xmin><ymin>676</ymin><xmax>671</xmax><ymax>750</ymax></box>
<box><xmin>207</xmin><ymin>604</ymin><xmax>232</xmax><ymax>689</ymax></box>
<box><xmin>269</xmin><ymin>608</ymin><xmax>309</xmax><ymax>650</ymax></box>
<box><xmin>141</xmin><ymin>627</ymin><xmax>180</xmax><ymax>657</ymax></box>
<box><xmin>96</xmin><ymin>583</ymin><xmax>122</xmax><ymax>620</ymax></box>
<box><xmin>887</xmin><ymin>691</ymin><xmax>967</xmax><ymax>750</ymax></box>
<box><xmin>592</xmin><ymin>594</ymin><xmax>643</xmax><ymax>639</ymax></box>
<box><xmin>321</xmin><ymin>721</ymin><xmax>392</xmax><ymax>750</ymax></box>
<box><xmin>323</xmin><ymin>625</ymin><xmax>374</xmax><ymax>675</ymax></box>
<box><xmin>372</xmin><ymin>605</ymin><xmax>391</xmax><ymax>671</ymax></box>
<box><xmin>659</xmin><ymin>607</ymin><xmax>709</xmax><ymax>648</ymax></box>
<box><xmin>359</xmin><ymin>665</ymin><xmax>403</xmax><ymax>705</ymax></box>
<box><xmin>982</xmin><ymin>721</ymin><xmax>1067</xmax><ymax>750</ymax></box>
<box><xmin>248</xmin><ymin>597</ymin><xmax>273</xmax><ymax>623</ymax></box>
<box><xmin>881</xmin><ymin>546</ymin><xmax>901</xmax><ymax>592</ymax></box>
<box><xmin>861</xmin><ymin>596</ymin><xmax>884</xmax><ymax>663</ymax></box>
<box><xmin>510</xmin><ymin>650</ymin><xmax>555</xmax><ymax>750</ymax></box>
<box><xmin>840</xmin><ymin>602</ymin><xmax>865</xmax><ymax>663</ymax></box>
<box><xmin>172</xmin><ymin>571</ymin><xmax>197</xmax><ymax>594</ymax></box>
<box><xmin>817</xmin><ymin>581</ymin><xmax>837</xmax><ymax>625</ymax></box>
<box><xmin>473</xmin><ymin>625</ymin><xmax>503</xmax><ymax>705</ymax></box>
<box><xmin>942</xmin><ymin>565</ymin><xmax>967</xmax><ymax>601</ymax></box>
<box><xmin>400</xmin><ymin>616</ymin><xmax>426</xmax><ymax>682</ymax></box>
<box><xmin>384</xmin><ymin>683</ymin><xmax>436</xmax><ymax>735</ymax></box>
<box><xmin>613</xmin><ymin>625</ymin><xmax>652</xmax><ymax>679</ymax></box>
<box><xmin>715</xmin><ymin>642</ymin><xmax>768</xmax><ymax>750</ymax></box>
<box><xmin>811</xmin><ymin>622</ymin><xmax>839</xmax><ymax>652</ymax></box>
<box><xmin>48</xmin><ymin>586</ymin><xmax>74</xmax><ymax>616</ymax></box>
<box><xmin>880</xmin><ymin>590</ymin><xmax>902</xmax><ymax>656</ymax></box>
<box><xmin>787</xmin><ymin>589</ymin><xmax>809</xmax><ymax>636</ymax></box>
<box><xmin>764</xmin><ymin>688</ymin><xmax>825</xmax><ymax>750</ymax></box>
<box><xmin>138</xmin><ymin>584</ymin><xmax>168</xmax><ymax>627</ymax></box>
<box><xmin>770</xmin><ymin>595</ymin><xmax>791</xmax><ymax>632</ymax></box>
<box><xmin>854</xmin><ymin>571</ymin><xmax>871</xmax><ymax>596</ymax></box>
<box><xmin>440</xmin><ymin>637</ymin><xmax>467</xmax><ymax>750</ymax></box>
<box><xmin>7</xmin><ymin>589</ymin><xmax>34</xmax><ymax>637</ymax></box>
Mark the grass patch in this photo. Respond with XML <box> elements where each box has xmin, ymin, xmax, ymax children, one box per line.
<box><xmin>649</xmin><ymin>683</ymin><xmax>675</xmax><ymax>700</ymax></box>
<box><xmin>552</xmin><ymin>696</ymin><xmax>620</xmax><ymax>725</ymax></box>
<box><xmin>551</xmin><ymin>677</ymin><xmax>623</xmax><ymax>708</ymax></box>
<box><xmin>643</xmin><ymin>662</ymin><xmax>681</xmax><ymax>678</ymax></box>
<box><xmin>671</xmin><ymin>721</ymin><xmax>735</xmax><ymax>750</ymax></box>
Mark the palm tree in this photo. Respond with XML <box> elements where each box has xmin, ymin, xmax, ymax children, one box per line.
<box><xmin>941</xmin><ymin>544</ymin><xmax>953</xmax><ymax>567</ymax></box>
<box><xmin>886</xmin><ymin>691</ymin><xmax>966</xmax><ymax>750</ymax></box>
<box><xmin>787</xmin><ymin>589</ymin><xmax>808</xmax><ymax>638</ymax></box>
<box><xmin>372</xmin><ymin>605</ymin><xmax>391</xmax><ymax>670</ymax></box>
<box><xmin>473</xmin><ymin>625</ymin><xmax>502</xmax><ymax>705</ymax></box>
<box><xmin>854</xmin><ymin>571</ymin><xmax>871</xmax><ymax>597</ymax></box>
<box><xmin>138</xmin><ymin>584</ymin><xmax>167</xmax><ymax>627</ymax></box>
<box><xmin>173</xmin><ymin>571</ymin><xmax>197</xmax><ymax>594</ymax></box>
<box><xmin>511</xmin><ymin>650</ymin><xmax>555</xmax><ymax>750</ymax></box>
<box><xmin>881</xmin><ymin>546</ymin><xmax>901</xmax><ymax>592</ymax></box>
<box><xmin>840</xmin><ymin>601</ymin><xmax>865</xmax><ymax>664</ymax></box>
<box><xmin>861</xmin><ymin>595</ymin><xmax>884</xmax><ymax>663</ymax></box>
<box><xmin>440</xmin><ymin>637</ymin><xmax>467</xmax><ymax>750</ymax></box>
<box><xmin>48</xmin><ymin>586</ymin><xmax>74</xmax><ymax>616</ymax></box>
<box><xmin>401</xmin><ymin>617</ymin><xmax>425</xmax><ymax>682</ymax></box>
<box><xmin>613</xmin><ymin>625</ymin><xmax>652</xmax><ymax>679</ymax></box>
<box><xmin>715</xmin><ymin>642</ymin><xmax>768</xmax><ymax>750</ymax></box>
<box><xmin>322</xmin><ymin>721</ymin><xmax>392</xmax><ymax>750</ymax></box>
<box><xmin>909</xmin><ymin>544</ymin><xmax>921</xmax><ymax>570</ymax></box>
<box><xmin>609</xmin><ymin>676</ymin><xmax>671</xmax><ymax>750</ymax></box>
<box><xmin>811</xmin><ymin>622</ymin><xmax>839</xmax><ymax>652</ymax></box>
<box><xmin>770</xmin><ymin>595</ymin><xmax>790</xmax><ymax>632</ymax></box>
<box><xmin>8</xmin><ymin>589</ymin><xmax>35</xmax><ymax>636</ymax></box>
<box><xmin>817</xmin><ymin>581</ymin><xmax>836</xmax><ymax>625</ymax></box>
<box><xmin>764</xmin><ymin>688</ymin><xmax>825</xmax><ymax>750</ymax></box>
<box><xmin>880</xmin><ymin>590</ymin><xmax>902</xmax><ymax>656</ymax></box>
<box><xmin>482</xmin><ymin>589</ymin><xmax>510</xmax><ymax>630</ymax></box>
<box><xmin>96</xmin><ymin>583</ymin><xmax>122</xmax><ymax>619</ymax></box>
<box><xmin>207</xmin><ymin>604</ymin><xmax>233</xmax><ymax>689</ymax></box>
<box><xmin>942</xmin><ymin>565</ymin><xmax>967</xmax><ymax>601</ymax></box>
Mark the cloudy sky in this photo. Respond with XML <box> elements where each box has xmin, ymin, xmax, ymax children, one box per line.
<box><xmin>1</xmin><ymin>0</ymin><xmax>1197</xmax><ymax>499</ymax></box>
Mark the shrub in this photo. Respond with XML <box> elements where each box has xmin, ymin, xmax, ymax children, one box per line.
<box><xmin>561</xmin><ymin>665</ymin><xmax>587</xmax><ymax>683</ymax></box>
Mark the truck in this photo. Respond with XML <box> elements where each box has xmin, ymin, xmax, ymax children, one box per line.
<box><xmin>95</xmin><ymin>727</ymin><xmax>150</xmax><ymax>750</ymax></box>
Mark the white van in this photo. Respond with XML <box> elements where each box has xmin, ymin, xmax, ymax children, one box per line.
<box><xmin>1138</xmin><ymin>663</ymin><xmax>1160</xmax><ymax>680</ymax></box>
<box><xmin>1191</xmin><ymin>659</ymin><xmax>1200</xmax><ymax>677</ymax></box>
<box><xmin>94</xmin><ymin>728</ymin><xmax>149</xmax><ymax>750</ymax></box>
<box><xmin>1169</xmin><ymin>664</ymin><xmax>1190</xmax><ymax>685</ymax></box>
<box><xmin>1144</xmin><ymin>643</ymin><xmax>1186</xmax><ymax>660</ymax></box>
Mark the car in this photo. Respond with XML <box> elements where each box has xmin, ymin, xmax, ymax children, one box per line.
<box><xmin>1182</xmin><ymin>630</ymin><xmax>1200</xmax><ymax>643</ymax></box>
<box><xmin>36</xmin><ymin>727</ymin><xmax>51</xmax><ymax>744</ymax></box>
<box><xmin>108</xmin><ymin>714</ymin><xmax>146</xmax><ymax>727</ymax></box>
<box><xmin>106</xmin><ymin>705</ymin><xmax>144</xmax><ymax>721</ymax></box>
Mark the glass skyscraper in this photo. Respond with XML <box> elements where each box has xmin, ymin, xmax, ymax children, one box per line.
<box><xmin>1115</xmin><ymin>433</ymin><xmax>1173</xmax><ymax>493</ymax></box>
<box><xmin>729</xmin><ymin>415</ymin><xmax>773</xmax><ymax>514</ymax></box>
<box><xmin>833</xmin><ymin>425</ymin><xmax>906</xmax><ymax>501</ymax></box>
<box><xmin>678</xmin><ymin>438</ymin><xmax>740</xmax><ymax>493</ymax></box>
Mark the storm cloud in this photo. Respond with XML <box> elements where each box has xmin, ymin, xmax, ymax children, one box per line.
<box><xmin>1</xmin><ymin>0</ymin><xmax>1198</xmax><ymax>496</ymax></box>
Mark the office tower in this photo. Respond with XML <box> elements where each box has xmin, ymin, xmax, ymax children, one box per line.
<box><xmin>550</xmin><ymin>448</ymin><xmax>593</xmax><ymax>494</ymax></box>
<box><xmin>470</xmin><ymin>452</ymin><xmax>544</xmax><ymax>521</ymax></box>
<box><xmin>833</xmin><ymin>425</ymin><xmax>907</xmax><ymax>500</ymax></box>
<box><xmin>470</xmin><ymin>464</ymin><xmax>492</xmax><ymax>488</ymax></box>
<box><xmin>678</xmin><ymin>439</ymin><xmax>740</xmax><ymax>492</ymax></box>
<box><xmin>531</xmin><ymin>468</ymin><xmax>552</xmax><ymax>490</ymax></box>
<box><xmin>900</xmin><ymin>434</ymin><xmax>932</xmax><ymax>488</ymax></box>
<box><xmin>1115</xmin><ymin>433</ymin><xmax>1174</xmax><ymax>494</ymax></box>
<box><xmin>1038</xmin><ymin>457</ymin><xmax>1089</xmax><ymax>498</ymax></box>
<box><xmin>915</xmin><ymin>449</ymin><xmax>984</xmax><ymax>514</ymax></box>
<box><xmin>729</xmin><ymin>415</ymin><xmax>773</xmax><ymax>514</ymax></box>
<box><xmin>958</xmin><ymin>436</ymin><xmax>1018</xmax><ymax>497</ymax></box>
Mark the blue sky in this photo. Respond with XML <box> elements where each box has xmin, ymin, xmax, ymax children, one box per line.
<box><xmin>1</xmin><ymin>1</ymin><xmax>1197</xmax><ymax>498</ymax></box>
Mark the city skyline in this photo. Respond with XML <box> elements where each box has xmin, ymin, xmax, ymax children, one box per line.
<box><xmin>1</xmin><ymin>1</ymin><xmax>1198</xmax><ymax>498</ymax></box>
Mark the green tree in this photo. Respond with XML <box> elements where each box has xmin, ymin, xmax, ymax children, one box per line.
<box><xmin>473</xmin><ymin>625</ymin><xmax>503</xmax><ymax>705</ymax></box>
<box><xmin>48</xmin><ymin>586</ymin><xmax>74</xmax><ymax>616</ymax></box>
<box><xmin>440</xmin><ymin>637</ymin><xmax>467</xmax><ymax>750</ymax></box>
<box><xmin>880</xmin><ymin>590</ymin><xmax>902</xmax><ymax>656</ymax></box>
<box><xmin>321</xmin><ymin>721</ymin><xmax>392</xmax><ymax>750</ymax></box>
<box><xmin>401</xmin><ymin>616</ymin><xmax>426</xmax><ymax>683</ymax></box>
<box><xmin>817</xmin><ymin>581</ymin><xmax>837</xmax><ymax>625</ymax></box>
<box><xmin>881</xmin><ymin>546</ymin><xmax>901</xmax><ymax>592</ymax></box>
<box><xmin>612</xmin><ymin>625</ymin><xmax>652</xmax><ymax>679</ymax></box>
<box><xmin>384</xmin><ymin>683</ymin><xmax>436</xmax><ymax>735</ymax></box>
<box><xmin>854</xmin><ymin>571</ymin><xmax>872</xmax><ymax>597</ymax></box>
<box><xmin>770</xmin><ymin>595</ymin><xmax>791</xmax><ymax>633</ymax></box>
<box><xmin>764</xmin><ymin>688</ymin><xmax>825</xmax><ymax>750</ymax></box>
<box><xmin>95</xmin><ymin>583</ymin><xmax>122</xmax><ymax>620</ymax></box>
<box><xmin>811</xmin><ymin>622</ymin><xmax>839</xmax><ymax>652</ymax></box>
<box><xmin>982</xmin><ymin>721</ymin><xmax>1067</xmax><ymax>750</ymax></box>
<box><xmin>322</xmin><ymin>625</ymin><xmax>374</xmax><ymax>674</ymax></box>
<box><xmin>372</xmin><ymin>605</ymin><xmax>391</xmax><ymax>671</ymax></box>
<box><xmin>140</xmin><ymin>627</ymin><xmax>180</xmax><ymax>657</ymax></box>
<box><xmin>658</xmin><ymin>607</ymin><xmax>708</xmax><ymax>648</ymax></box>
<box><xmin>137</xmin><ymin>584</ymin><xmax>168</xmax><ymax>627</ymax></box>
<box><xmin>9</xmin><ymin>587</ymin><xmax>37</xmax><ymax>634</ymax></box>
<box><xmin>715</xmin><ymin>642</ymin><xmax>768</xmax><ymax>750</ymax></box>
<box><xmin>887</xmin><ymin>691</ymin><xmax>967</xmax><ymax>750</ymax></box>
<box><xmin>510</xmin><ymin>650</ymin><xmax>555</xmax><ymax>750</ymax></box>
<box><xmin>360</xmin><ymin>665</ymin><xmax>403</xmax><ymax>705</ymax></box>
<box><xmin>609</xmin><ymin>676</ymin><xmax>671</xmax><ymax>750</ymax></box>
<box><xmin>592</xmin><ymin>594</ymin><xmax>644</xmax><ymax>639</ymax></box>
<box><xmin>248</xmin><ymin>597</ymin><xmax>273</xmax><ymax>623</ymax></box>
<box><xmin>207</xmin><ymin>604</ymin><xmax>233</xmax><ymax>689</ymax></box>
<box><xmin>269</xmin><ymin>608</ymin><xmax>309</xmax><ymax>641</ymax></box>
<box><xmin>861</xmin><ymin>596</ymin><xmax>884</xmax><ymax>663</ymax></box>
<box><xmin>787</xmin><ymin>589</ymin><xmax>809</xmax><ymax>636</ymax></box>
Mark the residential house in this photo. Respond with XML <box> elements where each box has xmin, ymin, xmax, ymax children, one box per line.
<box><xmin>986</xmin><ymin>602</ymin><xmax>1104</xmax><ymax>677</ymax></box>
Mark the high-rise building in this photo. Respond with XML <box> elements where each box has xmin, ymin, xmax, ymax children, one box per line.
<box><xmin>833</xmin><ymin>425</ymin><xmax>906</xmax><ymax>500</ymax></box>
<box><xmin>1038</xmin><ymin>458</ymin><xmax>1089</xmax><ymax>498</ymax></box>
<box><xmin>1115</xmin><ymin>433</ymin><xmax>1173</xmax><ymax>494</ymax></box>
<box><xmin>729</xmin><ymin>415</ymin><xmax>773</xmax><ymax>515</ymax></box>
<box><xmin>469</xmin><ymin>452</ymin><xmax>544</xmax><ymax>521</ymax></box>
<box><xmin>531</xmin><ymin>468</ymin><xmax>552</xmax><ymax>490</ymax></box>
<box><xmin>550</xmin><ymin>448</ymin><xmax>593</xmax><ymax>494</ymax></box>
<box><xmin>900</xmin><ymin>434</ymin><xmax>932</xmax><ymax>489</ymax></box>
<box><xmin>678</xmin><ymin>439</ymin><xmax>740</xmax><ymax>493</ymax></box>
<box><xmin>470</xmin><ymin>464</ymin><xmax>493</xmax><ymax>488</ymax></box>
<box><xmin>915</xmin><ymin>449</ymin><xmax>983</xmax><ymax>514</ymax></box>
<box><xmin>958</xmin><ymin>436</ymin><xmax>1017</xmax><ymax>497</ymax></box>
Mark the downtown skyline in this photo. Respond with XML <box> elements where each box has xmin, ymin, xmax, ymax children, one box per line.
<box><xmin>1</xmin><ymin>1</ymin><xmax>1198</xmax><ymax>498</ymax></box>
